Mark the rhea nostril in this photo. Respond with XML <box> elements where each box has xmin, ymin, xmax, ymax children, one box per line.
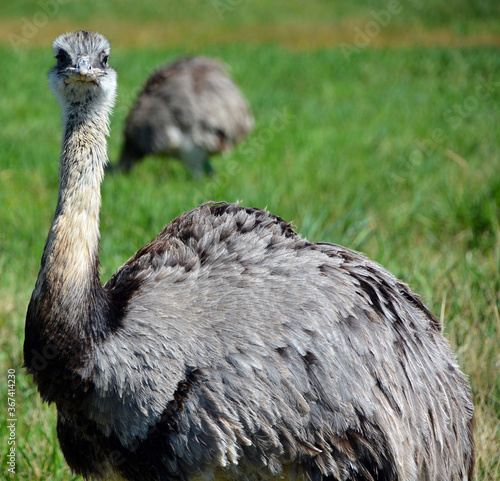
<box><xmin>75</xmin><ymin>56</ymin><xmax>92</xmax><ymax>76</ymax></box>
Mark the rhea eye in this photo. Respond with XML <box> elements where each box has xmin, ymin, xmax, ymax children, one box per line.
<box><xmin>55</xmin><ymin>49</ymin><xmax>70</xmax><ymax>66</ymax></box>
<box><xmin>101</xmin><ymin>52</ymin><xmax>109</xmax><ymax>67</ymax></box>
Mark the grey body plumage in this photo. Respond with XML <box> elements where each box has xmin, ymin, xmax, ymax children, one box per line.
<box><xmin>114</xmin><ymin>56</ymin><xmax>254</xmax><ymax>176</ymax></box>
<box><xmin>25</xmin><ymin>31</ymin><xmax>475</xmax><ymax>481</ymax></box>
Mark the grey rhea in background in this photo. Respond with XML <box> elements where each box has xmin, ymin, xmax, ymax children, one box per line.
<box><xmin>24</xmin><ymin>31</ymin><xmax>475</xmax><ymax>481</ymax></box>
<box><xmin>113</xmin><ymin>55</ymin><xmax>254</xmax><ymax>177</ymax></box>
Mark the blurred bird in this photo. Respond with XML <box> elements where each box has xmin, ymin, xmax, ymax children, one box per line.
<box><xmin>113</xmin><ymin>56</ymin><xmax>254</xmax><ymax>176</ymax></box>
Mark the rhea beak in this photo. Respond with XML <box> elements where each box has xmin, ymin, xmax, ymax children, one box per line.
<box><xmin>65</xmin><ymin>56</ymin><xmax>99</xmax><ymax>84</ymax></box>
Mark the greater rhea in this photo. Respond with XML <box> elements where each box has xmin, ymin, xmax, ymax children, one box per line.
<box><xmin>25</xmin><ymin>31</ymin><xmax>475</xmax><ymax>481</ymax></box>
<box><xmin>113</xmin><ymin>55</ymin><xmax>253</xmax><ymax>176</ymax></box>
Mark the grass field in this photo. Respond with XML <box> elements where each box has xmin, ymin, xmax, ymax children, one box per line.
<box><xmin>0</xmin><ymin>1</ymin><xmax>499</xmax><ymax>479</ymax></box>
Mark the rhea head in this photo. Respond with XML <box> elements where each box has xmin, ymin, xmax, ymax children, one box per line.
<box><xmin>49</xmin><ymin>30</ymin><xmax>117</xmax><ymax>119</ymax></box>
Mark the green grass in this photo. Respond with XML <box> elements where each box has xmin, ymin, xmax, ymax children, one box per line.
<box><xmin>1</xmin><ymin>0</ymin><xmax>500</xmax><ymax>30</ymax></box>
<box><xmin>1</xmin><ymin>4</ymin><xmax>499</xmax><ymax>479</ymax></box>
<box><xmin>1</xmin><ymin>0</ymin><xmax>500</xmax><ymax>52</ymax></box>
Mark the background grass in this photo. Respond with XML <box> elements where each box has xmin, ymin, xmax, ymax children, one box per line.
<box><xmin>0</xmin><ymin>1</ymin><xmax>499</xmax><ymax>479</ymax></box>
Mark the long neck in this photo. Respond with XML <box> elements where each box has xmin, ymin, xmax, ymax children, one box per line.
<box><xmin>30</xmin><ymin>111</ymin><xmax>110</xmax><ymax>340</ymax></box>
